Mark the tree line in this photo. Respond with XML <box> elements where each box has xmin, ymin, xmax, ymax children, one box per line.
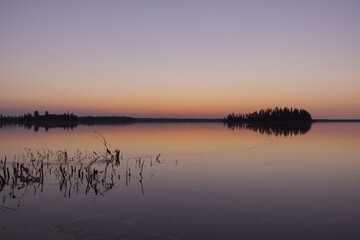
<box><xmin>0</xmin><ymin>110</ymin><xmax>77</xmax><ymax>124</ymax></box>
<box><xmin>0</xmin><ymin>111</ymin><xmax>136</xmax><ymax>131</ymax></box>
<box><xmin>224</xmin><ymin>107</ymin><xmax>312</xmax><ymax>123</ymax></box>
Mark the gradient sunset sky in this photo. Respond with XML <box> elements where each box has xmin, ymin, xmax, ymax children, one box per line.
<box><xmin>1</xmin><ymin>0</ymin><xmax>359</xmax><ymax>118</ymax></box>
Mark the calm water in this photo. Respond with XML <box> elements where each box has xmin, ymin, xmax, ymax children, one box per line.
<box><xmin>0</xmin><ymin>123</ymin><xmax>360</xmax><ymax>239</ymax></box>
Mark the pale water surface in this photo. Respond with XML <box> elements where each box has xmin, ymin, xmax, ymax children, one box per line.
<box><xmin>0</xmin><ymin>123</ymin><xmax>360</xmax><ymax>239</ymax></box>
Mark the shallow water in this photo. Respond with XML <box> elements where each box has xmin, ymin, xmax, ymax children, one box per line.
<box><xmin>0</xmin><ymin>122</ymin><xmax>360</xmax><ymax>239</ymax></box>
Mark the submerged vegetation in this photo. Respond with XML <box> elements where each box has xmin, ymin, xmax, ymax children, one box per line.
<box><xmin>0</xmin><ymin>133</ymin><xmax>163</xmax><ymax>207</ymax></box>
<box><xmin>224</xmin><ymin>107</ymin><xmax>312</xmax><ymax>123</ymax></box>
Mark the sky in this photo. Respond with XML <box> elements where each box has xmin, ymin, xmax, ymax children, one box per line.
<box><xmin>0</xmin><ymin>0</ymin><xmax>359</xmax><ymax>118</ymax></box>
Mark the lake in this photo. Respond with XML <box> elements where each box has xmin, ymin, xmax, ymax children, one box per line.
<box><xmin>0</xmin><ymin>122</ymin><xmax>360</xmax><ymax>240</ymax></box>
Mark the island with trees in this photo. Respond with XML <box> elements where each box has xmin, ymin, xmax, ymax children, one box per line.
<box><xmin>5</xmin><ymin>107</ymin><xmax>356</xmax><ymax>135</ymax></box>
<box><xmin>223</xmin><ymin>107</ymin><xmax>312</xmax><ymax>123</ymax></box>
<box><xmin>223</xmin><ymin>107</ymin><xmax>313</xmax><ymax>137</ymax></box>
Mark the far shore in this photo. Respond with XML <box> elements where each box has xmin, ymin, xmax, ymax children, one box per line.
<box><xmin>312</xmin><ymin>119</ymin><xmax>360</xmax><ymax>122</ymax></box>
<box><xmin>124</xmin><ymin>118</ymin><xmax>360</xmax><ymax>123</ymax></box>
<box><xmin>1</xmin><ymin>116</ymin><xmax>360</xmax><ymax>125</ymax></box>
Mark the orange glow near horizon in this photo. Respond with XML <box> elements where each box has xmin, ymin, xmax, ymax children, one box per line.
<box><xmin>1</xmin><ymin>83</ymin><xmax>359</xmax><ymax>118</ymax></box>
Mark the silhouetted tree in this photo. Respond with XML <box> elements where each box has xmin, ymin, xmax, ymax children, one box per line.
<box><xmin>224</xmin><ymin>107</ymin><xmax>312</xmax><ymax>123</ymax></box>
<box><xmin>34</xmin><ymin>110</ymin><xmax>39</xmax><ymax>118</ymax></box>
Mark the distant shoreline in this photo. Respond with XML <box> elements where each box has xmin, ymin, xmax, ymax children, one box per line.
<box><xmin>3</xmin><ymin>107</ymin><xmax>360</xmax><ymax>125</ymax></box>
<box><xmin>1</xmin><ymin>116</ymin><xmax>360</xmax><ymax>132</ymax></box>
<box><xmin>132</xmin><ymin>118</ymin><xmax>360</xmax><ymax>123</ymax></box>
<box><xmin>134</xmin><ymin>118</ymin><xmax>359</xmax><ymax>123</ymax></box>
<box><xmin>312</xmin><ymin>119</ymin><xmax>360</xmax><ymax>122</ymax></box>
<box><xmin>1</xmin><ymin>116</ymin><xmax>360</xmax><ymax>125</ymax></box>
<box><xmin>132</xmin><ymin>118</ymin><xmax>222</xmax><ymax>123</ymax></box>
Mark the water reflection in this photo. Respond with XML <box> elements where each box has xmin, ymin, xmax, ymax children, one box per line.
<box><xmin>0</xmin><ymin>122</ymin><xmax>133</xmax><ymax>132</ymax></box>
<box><xmin>225</xmin><ymin>122</ymin><xmax>312</xmax><ymax>136</ymax></box>
<box><xmin>0</xmin><ymin>122</ymin><xmax>77</xmax><ymax>132</ymax></box>
<box><xmin>1</xmin><ymin>123</ymin><xmax>360</xmax><ymax>239</ymax></box>
<box><xmin>1</xmin><ymin>121</ymin><xmax>312</xmax><ymax>137</ymax></box>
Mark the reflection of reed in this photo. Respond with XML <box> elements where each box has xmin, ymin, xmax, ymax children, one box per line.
<box><xmin>0</xmin><ymin>140</ymin><xmax>162</xmax><ymax>207</ymax></box>
<box><xmin>225</xmin><ymin>122</ymin><xmax>312</xmax><ymax>137</ymax></box>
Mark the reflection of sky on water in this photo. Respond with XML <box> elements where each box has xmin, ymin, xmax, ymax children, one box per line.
<box><xmin>0</xmin><ymin>123</ymin><xmax>360</xmax><ymax>239</ymax></box>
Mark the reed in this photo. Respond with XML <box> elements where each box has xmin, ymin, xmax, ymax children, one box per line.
<box><xmin>0</xmin><ymin>135</ymin><xmax>162</xmax><ymax>207</ymax></box>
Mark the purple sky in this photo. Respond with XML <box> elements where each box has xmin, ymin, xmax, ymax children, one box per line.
<box><xmin>1</xmin><ymin>0</ymin><xmax>360</xmax><ymax>118</ymax></box>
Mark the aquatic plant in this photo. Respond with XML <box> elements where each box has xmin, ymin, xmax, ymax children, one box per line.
<box><xmin>0</xmin><ymin>136</ymin><xmax>162</xmax><ymax>207</ymax></box>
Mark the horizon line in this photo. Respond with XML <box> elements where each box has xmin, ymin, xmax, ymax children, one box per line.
<box><xmin>1</xmin><ymin>113</ymin><xmax>360</xmax><ymax>122</ymax></box>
